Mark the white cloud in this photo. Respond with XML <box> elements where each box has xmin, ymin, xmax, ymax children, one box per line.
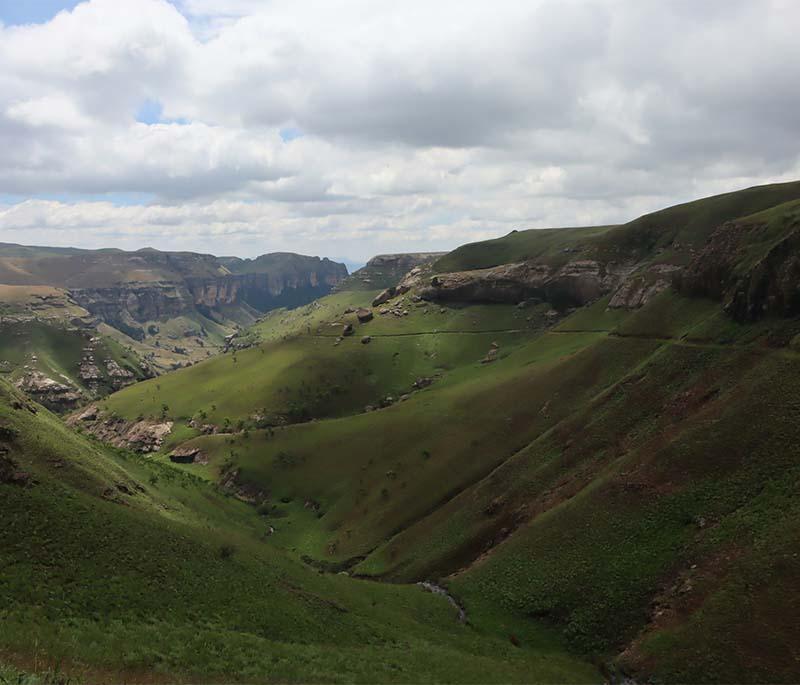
<box><xmin>0</xmin><ymin>0</ymin><xmax>798</xmax><ymax>260</ymax></box>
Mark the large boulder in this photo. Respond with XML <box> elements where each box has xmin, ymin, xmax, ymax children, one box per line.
<box><xmin>372</xmin><ymin>288</ymin><xmax>396</xmax><ymax>306</ymax></box>
<box><xmin>169</xmin><ymin>445</ymin><xmax>207</xmax><ymax>464</ymax></box>
<box><xmin>356</xmin><ymin>308</ymin><xmax>374</xmax><ymax>323</ymax></box>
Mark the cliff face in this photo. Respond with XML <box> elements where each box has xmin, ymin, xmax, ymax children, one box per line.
<box><xmin>69</xmin><ymin>284</ymin><xmax>194</xmax><ymax>339</ymax></box>
<box><xmin>418</xmin><ymin>259</ymin><xmax>639</xmax><ymax>308</ymax></box>
<box><xmin>0</xmin><ymin>246</ymin><xmax>348</xmax><ymax>343</ymax></box>
<box><xmin>679</xmin><ymin>215</ymin><xmax>800</xmax><ymax>321</ymax></box>
<box><xmin>2</xmin><ymin>247</ymin><xmax>347</xmax><ymax>319</ymax></box>
<box><xmin>188</xmin><ymin>259</ymin><xmax>348</xmax><ymax>311</ymax></box>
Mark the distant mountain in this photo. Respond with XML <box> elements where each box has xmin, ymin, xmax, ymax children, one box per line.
<box><xmin>0</xmin><ymin>245</ymin><xmax>348</xmax><ymax>399</ymax></box>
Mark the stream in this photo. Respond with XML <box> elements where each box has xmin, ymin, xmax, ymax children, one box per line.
<box><xmin>417</xmin><ymin>581</ymin><xmax>467</xmax><ymax>623</ymax></box>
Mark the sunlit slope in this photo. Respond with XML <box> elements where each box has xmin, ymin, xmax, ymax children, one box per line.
<box><xmin>102</xmin><ymin>290</ymin><xmax>552</xmax><ymax>427</ymax></box>
<box><xmin>183</xmin><ymin>288</ymin><xmax>800</xmax><ymax>682</ymax></box>
<box><xmin>85</xmin><ymin>181</ymin><xmax>800</xmax><ymax>682</ymax></box>
<box><xmin>0</xmin><ymin>378</ymin><xmax>598</xmax><ymax>684</ymax></box>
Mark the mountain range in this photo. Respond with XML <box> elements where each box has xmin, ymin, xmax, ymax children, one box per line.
<box><xmin>3</xmin><ymin>181</ymin><xmax>800</xmax><ymax>683</ymax></box>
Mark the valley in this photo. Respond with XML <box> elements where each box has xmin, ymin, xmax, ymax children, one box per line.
<box><xmin>0</xmin><ymin>246</ymin><xmax>348</xmax><ymax>411</ymax></box>
<box><xmin>3</xmin><ymin>182</ymin><xmax>800</xmax><ymax>683</ymax></box>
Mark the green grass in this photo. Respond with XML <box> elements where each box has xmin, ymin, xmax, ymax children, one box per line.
<box><xmin>434</xmin><ymin>226</ymin><xmax>615</xmax><ymax>273</ymax></box>
<box><xmin>596</xmin><ymin>180</ymin><xmax>800</xmax><ymax>260</ymax></box>
<box><xmin>13</xmin><ymin>181</ymin><xmax>800</xmax><ymax>683</ymax></box>
<box><xmin>103</xmin><ymin>291</ymin><xmax>549</xmax><ymax>428</ymax></box>
<box><xmin>164</xmin><ymin>285</ymin><xmax>800</xmax><ymax>683</ymax></box>
<box><xmin>0</xmin><ymin>321</ymin><xmax>148</xmax><ymax>397</ymax></box>
<box><xmin>0</xmin><ymin>379</ymin><xmax>598</xmax><ymax>684</ymax></box>
<box><xmin>432</xmin><ymin>181</ymin><xmax>800</xmax><ymax>277</ymax></box>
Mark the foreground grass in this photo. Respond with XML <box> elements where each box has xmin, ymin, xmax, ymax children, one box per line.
<box><xmin>0</xmin><ymin>380</ymin><xmax>597</xmax><ymax>684</ymax></box>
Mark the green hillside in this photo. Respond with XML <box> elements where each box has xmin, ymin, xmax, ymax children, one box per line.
<box><xmin>435</xmin><ymin>180</ymin><xmax>800</xmax><ymax>275</ymax></box>
<box><xmin>6</xmin><ymin>182</ymin><xmax>800</xmax><ymax>683</ymax></box>
<box><xmin>0</xmin><ymin>378</ymin><xmax>597</xmax><ymax>683</ymax></box>
<box><xmin>434</xmin><ymin>225</ymin><xmax>615</xmax><ymax>272</ymax></box>
<box><xmin>102</xmin><ymin>291</ymin><xmax>551</xmax><ymax>430</ymax></box>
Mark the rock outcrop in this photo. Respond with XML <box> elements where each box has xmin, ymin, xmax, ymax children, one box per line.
<box><xmin>419</xmin><ymin>259</ymin><xmax>637</xmax><ymax>309</ymax></box>
<box><xmin>15</xmin><ymin>371</ymin><xmax>82</xmax><ymax>412</ymax></box>
<box><xmin>345</xmin><ymin>253</ymin><xmax>445</xmax><ymax>289</ymax></box>
<box><xmin>608</xmin><ymin>264</ymin><xmax>682</xmax><ymax>309</ymax></box>
<box><xmin>169</xmin><ymin>445</ymin><xmax>208</xmax><ymax>464</ymax></box>
<box><xmin>68</xmin><ymin>408</ymin><xmax>173</xmax><ymax>453</ymax></box>
<box><xmin>679</xmin><ymin>219</ymin><xmax>800</xmax><ymax>321</ymax></box>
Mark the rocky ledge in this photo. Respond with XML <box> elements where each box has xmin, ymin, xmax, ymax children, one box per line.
<box><xmin>15</xmin><ymin>371</ymin><xmax>83</xmax><ymax>412</ymax></box>
<box><xmin>69</xmin><ymin>405</ymin><xmax>173</xmax><ymax>453</ymax></box>
<box><xmin>679</xmin><ymin>219</ymin><xmax>800</xmax><ymax>321</ymax></box>
<box><xmin>417</xmin><ymin>259</ymin><xmax>641</xmax><ymax>309</ymax></box>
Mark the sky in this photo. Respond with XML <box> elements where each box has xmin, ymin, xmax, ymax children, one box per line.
<box><xmin>0</xmin><ymin>0</ymin><xmax>799</xmax><ymax>262</ymax></box>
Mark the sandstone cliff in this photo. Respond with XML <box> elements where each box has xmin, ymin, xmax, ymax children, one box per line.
<box><xmin>0</xmin><ymin>246</ymin><xmax>348</xmax><ymax>339</ymax></box>
<box><xmin>679</xmin><ymin>212</ymin><xmax>800</xmax><ymax>321</ymax></box>
<box><xmin>418</xmin><ymin>259</ymin><xmax>641</xmax><ymax>309</ymax></box>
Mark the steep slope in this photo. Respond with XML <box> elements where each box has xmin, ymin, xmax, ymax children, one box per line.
<box><xmin>0</xmin><ymin>378</ymin><xmax>597</xmax><ymax>683</ymax></box>
<box><xmin>422</xmin><ymin>180</ymin><xmax>800</xmax><ymax>310</ymax></box>
<box><xmin>82</xmin><ymin>181</ymin><xmax>800</xmax><ymax>683</ymax></box>
<box><xmin>0</xmin><ymin>286</ymin><xmax>152</xmax><ymax>410</ymax></box>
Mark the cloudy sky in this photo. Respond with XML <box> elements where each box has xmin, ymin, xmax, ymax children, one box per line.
<box><xmin>0</xmin><ymin>0</ymin><xmax>798</xmax><ymax>264</ymax></box>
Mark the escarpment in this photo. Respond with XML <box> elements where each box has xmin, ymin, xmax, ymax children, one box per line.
<box><xmin>188</xmin><ymin>266</ymin><xmax>347</xmax><ymax>311</ymax></box>
<box><xmin>679</xmin><ymin>214</ymin><xmax>800</xmax><ymax>321</ymax></box>
<box><xmin>418</xmin><ymin>259</ymin><xmax>640</xmax><ymax>308</ymax></box>
<box><xmin>0</xmin><ymin>246</ymin><xmax>348</xmax><ymax>338</ymax></box>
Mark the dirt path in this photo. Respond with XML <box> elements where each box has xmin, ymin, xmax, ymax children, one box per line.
<box><xmin>312</xmin><ymin>328</ymin><xmax>530</xmax><ymax>338</ymax></box>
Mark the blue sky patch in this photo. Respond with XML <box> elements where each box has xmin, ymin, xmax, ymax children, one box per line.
<box><xmin>280</xmin><ymin>127</ymin><xmax>304</xmax><ymax>142</ymax></box>
<box><xmin>0</xmin><ymin>0</ymin><xmax>81</xmax><ymax>26</ymax></box>
<box><xmin>136</xmin><ymin>99</ymin><xmax>164</xmax><ymax>125</ymax></box>
<box><xmin>135</xmin><ymin>99</ymin><xmax>191</xmax><ymax>126</ymax></box>
<box><xmin>0</xmin><ymin>192</ymin><xmax>155</xmax><ymax>206</ymax></box>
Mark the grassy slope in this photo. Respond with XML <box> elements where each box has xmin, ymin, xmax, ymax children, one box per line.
<box><xmin>43</xmin><ymin>182</ymin><xmax>800</xmax><ymax>682</ymax></box>
<box><xmin>102</xmin><ymin>290</ymin><xmax>550</xmax><ymax>428</ymax></box>
<box><xmin>159</xmin><ymin>289</ymin><xmax>800</xmax><ymax>682</ymax></box>
<box><xmin>595</xmin><ymin>180</ymin><xmax>800</xmax><ymax>263</ymax></box>
<box><xmin>0</xmin><ymin>320</ymin><xmax>148</xmax><ymax>394</ymax></box>
<box><xmin>434</xmin><ymin>226</ymin><xmax>615</xmax><ymax>272</ymax></box>
<box><xmin>0</xmin><ymin>379</ymin><xmax>597</xmax><ymax>684</ymax></box>
<box><xmin>434</xmin><ymin>180</ymin><xmax>800</xmax><ymax>275</ymax></box>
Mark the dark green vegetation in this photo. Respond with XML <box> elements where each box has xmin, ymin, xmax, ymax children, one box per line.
<box><xmin>0</xmin><ymin>379</ymin><xmax>596</xmax><ymax>683</ymax></box>
<box><xmin>5</xmin><ymin>182</ymin><xmax>800</xmax><ymax>683</ymax></box>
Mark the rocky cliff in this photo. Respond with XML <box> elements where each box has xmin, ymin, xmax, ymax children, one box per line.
<box><xmin>342</xmin><ymin>252</ymin><xmax>445</xmax><ymax>290</ymax></box>
<box><xmin>0</xmin><ymin>246</ymin><xmax>348</xmax><ymax>340</ymax></box>
<box><xmin>417</xmin><ymin>258</ymin><xmax>645</xmax><ymax>309</ymax></box>
<box><xmin>188</xmin><ymin>257</ymin><xmax>347</xmax><ymax>311</ymax></box>
<box><xmin>679</xmin><ymin>210</ymin><xmax>800</xmax><ymax>321</ymax></box>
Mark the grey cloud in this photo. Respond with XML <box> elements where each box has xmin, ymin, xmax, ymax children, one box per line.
<box><xmin>0</xmin><ymin>0</ymin><xmax>799</xmax><ymax>259</ymax></box>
